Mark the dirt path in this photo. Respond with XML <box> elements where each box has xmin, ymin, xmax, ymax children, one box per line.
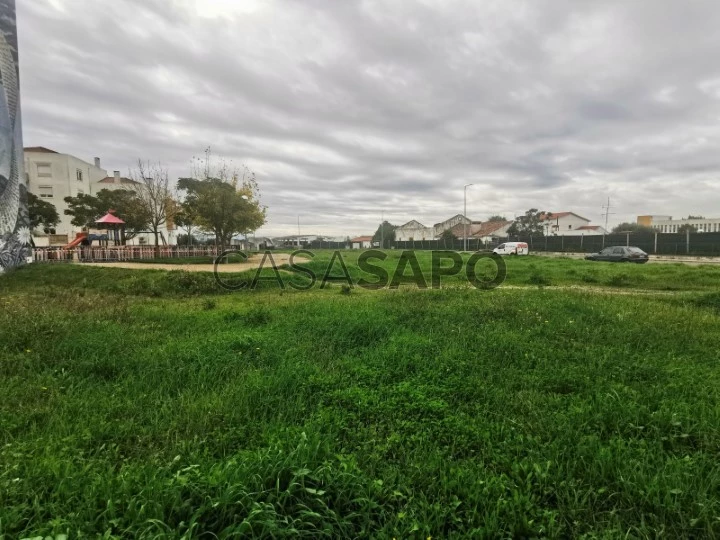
<box><xmin>78</xmin><ymin>253</ymin><xmax>309</xmax><ymax>273</ymax></box>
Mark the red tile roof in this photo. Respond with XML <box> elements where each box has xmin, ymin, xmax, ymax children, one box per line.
<box><xmin>472</xmin><ymin>220</ymin><xmax>513</xmax><ymax>237</ymax></box>
<box><xmin>448</xmin><ymin>220</ymin><xmax>512</xmax><ymax>238</ymax></box>
<box><xmin>24</xmin><ymin>146</ymin><xmax>59</xmax><ymax>154</ymax></box>
<box><xmin>351</xmin><ymin>236</ymin><xmax>373</xmax><ymax>242</ymax></box>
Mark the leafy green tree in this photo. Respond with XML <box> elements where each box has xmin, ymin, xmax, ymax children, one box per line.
<box><xmin>372</xmin><ymin>221</ymin><xmax>396</xmax><ymax>248</ymax></box>
<box><xmin>177</xmin><ymin>162</ymin><xmax>266</xmax><ymax>253</ymax></box>
<box><xmin>439</xmin><ymin>228</ymin><xmax>457</xmax><ymax>248</ymax></box>
<box><xmin>174</xmin><ymin>204</ymin><xmax>198</xmax><ymax>245</ymax></box>
<box><xmin>507</xmin><ymin>209</ymin><xmax>546</xmax><ymax>236</ymax></box>
<box><xmin>27</xmin><ymin>192</ymin><xmax>60</xmax><ymax>233</ymax></box>
<box><xmin>487</xmin><ymin>215</ymin><xmax>507</xmax><ymax>222</ymax></box>
<box><xmin>678</xmin><ymin>223</ymin><xmax>697</xmax><ymax>234</ymax></box>
<box><xmin>64</xmin><ymin>189</ymin><xmax>150</xmax><ymax>241</ymax></box>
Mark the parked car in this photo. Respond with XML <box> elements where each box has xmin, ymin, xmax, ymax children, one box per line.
<box><xmin>493</xmin><ymin>242</ymin><xmax>529</xmax><ymax>256</ymax></box>
<box><xmin>585</xmin><ymin>246</ymin><xmax>649</xmax><ymax>263</ymax></box>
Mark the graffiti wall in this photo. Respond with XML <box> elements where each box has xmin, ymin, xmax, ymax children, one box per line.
<box><xmin>0</xmin><ymin>0</ymin><xmax>28</xmax><ymax>273</ymax></box>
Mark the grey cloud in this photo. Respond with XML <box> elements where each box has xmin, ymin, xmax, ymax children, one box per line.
<box><xmin>17</xmin><ymin>0</ymin><xmax>720</xmax><ymax>235</ymax></box>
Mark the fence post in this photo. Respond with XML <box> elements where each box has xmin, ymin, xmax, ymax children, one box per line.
<box><xmin>654</xmin><ymin>233</ymin><xmax>658</xmax><ymax>254</ymax></box>
<box><xmin>561</xmin><ymin>235</ymin><xmax>564</xmax><ymax>251</ymax></box>
<box><xmin>686</xmin><ymin>229</ymin><xmax>690</xmax><ymax>254</ymax></box>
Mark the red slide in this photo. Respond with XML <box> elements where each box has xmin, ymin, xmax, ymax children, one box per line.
<box><xmin>63</xmin><ymin>233</ymin><xmax>88</xmax><ymax>249</ymax></box>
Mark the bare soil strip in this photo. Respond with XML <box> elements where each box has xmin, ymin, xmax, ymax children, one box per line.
<box><xmin>77</xmin><ymin>253</ymin><xmax>309</xmax><ymax>273</ymax></box>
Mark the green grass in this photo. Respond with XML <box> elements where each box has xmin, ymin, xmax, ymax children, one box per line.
<box><xmin>1</xmin><ymin>258</ymin><xmax>720</xmax><ymax>538</ymax></box>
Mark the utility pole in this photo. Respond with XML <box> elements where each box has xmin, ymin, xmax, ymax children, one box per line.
<box><xmin>464</xmin><ymin>184</ymin><xmax>473</xmax><ymax>252</ymax></box>
<box><xmin>601</xmin><ymin>197</ymin><xmax>615</xmax><ymax>248</ymax></box>
<box><xmin>297</xmin><ymin>215</ymin><xmax>301</xmax><ymax>248</ymax></box>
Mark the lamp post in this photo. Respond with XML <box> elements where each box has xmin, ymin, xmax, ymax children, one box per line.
<box><xmin>241</xmin><ymin>195</ymin><xmax>249</xmax><ymax>250</ymax></box>
<box><xmin>464</xmin><ymin>184</ymin><xmax>473</xmax><ymax>252</ymax></box>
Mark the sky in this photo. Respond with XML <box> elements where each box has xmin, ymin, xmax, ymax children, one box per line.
<box><xmin>17</xmin><ymin>0</ymin><xmax>720</xmax><ymax>237</ymax></box>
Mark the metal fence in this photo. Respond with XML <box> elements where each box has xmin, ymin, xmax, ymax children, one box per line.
<box><xmin>31</xmin><ymin>232</ymin><xmax>720</xmax><ymax>262</ymax></box>
<box><xmin>394</xmin><ymin>232</ymin><xmax>720</xmax><ymax>256</ymax></box>
<box><xmin>33</xmin><ymin>246</ymin><xmax>220</xmax><ymax>263</ymax></box>
<box><xmin>510</xmin><ymin>232</ymin><xmax>720</xmax><ymax>256</ymax></box>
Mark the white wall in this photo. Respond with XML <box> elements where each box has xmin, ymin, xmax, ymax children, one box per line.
<box><xmin>652</xmin><ymin>218</ymin><xmax>720</xmax><ymax>233</ymax></box>
<box><xmin>395</xmin><ymin>225</ymin><xmax>434</xmax><ymax>241</ymax></box>
<box><xmin>544</xmin><ymin>214</ymin><xmax>590</xmax><ymax>235</ymax></box>
<box><xmin>25</xmin><ymin>151</ymin><xmax>107</xmax><ymax>236</ymax></box>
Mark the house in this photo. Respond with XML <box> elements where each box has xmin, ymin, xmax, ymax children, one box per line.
<box><xmin>24</xmin><ymin>147</ymin><xmax>176</xmax><ymax>246</ymax></box>
<box><xmin>540</xmin><ymin>212</ymin><xmax>592</xmax><ymax>235</ymax></box>
<box><xmin>350</xmin><ymin>236</ymin><xmax>373</xmax><ymax>249</ymax></box>
<box><xmin>395</xmin><ymin>214</ymin><xmax>472</xmax><ymax>241</ymax></box>
<box><xmin>432</xmin><ymin>214</ymin><xmax>471</xmax><ymax>237</ymax></box>
<box><xmin>395</xmin><ymin>220</ymin><xmax>434</xmax><ymax>242</ymax></box>
<box><xmin>473</xmin><ymin>220</ymin><xmax>514</xmax><ymax>243</ymax></box>
<box><xmin>445</xmin><ymin>220</ymin><xmax>514</xmax><ymax>242</ymax></box>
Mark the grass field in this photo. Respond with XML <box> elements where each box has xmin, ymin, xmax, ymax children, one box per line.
<box><xmin>1</xmin><ymin>254</ymin><xmax>720</xmax><ymax>538</ymax></box>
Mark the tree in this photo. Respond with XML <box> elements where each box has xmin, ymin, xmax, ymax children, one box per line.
<box><xmin>27</xmin><ymin>193</ymin><xmax>59</xmax><ymax>233</ymax></box>
<box><xmin>686</xmin><ymin>215</ymin><xmax>705</xmax><ymax>220</ymax></box>
<box><xmin>487</xmin><ymin>215</ymin><xmax>507</xmax><ymax>222</ymax></box>
<box><xmin>372</xmin><ymin>221</ymin><xmax>396</xmax><ymax>249</ymax></box>
<box><xmin>439</xmin><ymin>228</ymin><xmax>457</xmax><ymax>248</ymax></box>
<box><xmin>131</xmin><ymin>161</ymin><xmax>176</xmax><ymax>254</ymax></box>
<box><xmin>174</xmin><ymin>205</ymin><xmax>198</xmax><ymax>246</ymax></box>
<box><xmin>64</xmin><ymin>189</ymin><xmax>150</xmax><ymax>241</ymax></box>
<box><xmin>678</xmin><ymin>223</ymin><xmax>697</xmax><ymax>234</ymax></box>
<box><xmin>177</xmin><ymin>160</ymin><xmax>266</xmax><ymax>253</ymax></box>
<box><xmin>507</xmin><ymin>209</ymin><xmax>546</xmax><ymax>236</ymax></box>
<box><xmin>611</xmin><ymin>222</ymin><xmax>655</xmax><ymax>234</ymax></box>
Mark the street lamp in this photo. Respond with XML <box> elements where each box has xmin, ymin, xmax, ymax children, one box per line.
<box><xmin>464</xmin><ymin>184</ymin><xmax>474</xmax><ymax>252</ymax></box>
<box><xmin>241</xmin><ymin>195</ymin><xmax>249</xmax><ymax>250</ymax></box>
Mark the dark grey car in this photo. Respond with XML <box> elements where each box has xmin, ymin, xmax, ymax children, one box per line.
<box><xmin>585</xmin><ymin>246</ymin><xmax>649</xmax><ymax>263</ymax></box>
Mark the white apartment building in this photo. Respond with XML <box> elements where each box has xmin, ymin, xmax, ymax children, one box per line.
<box><xmin>24</xmin><ymin>146</ymin><xmax>176</xmax><ymax>245</ymax></box>
<box><xmin>647</xmin><ymin>216</ymin><xmax>720</xmax><ymax>234</ymax></box>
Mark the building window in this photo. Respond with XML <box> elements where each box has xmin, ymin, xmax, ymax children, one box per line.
<box><xmin>568</xmin><ymin>224</ymin><xmax>572</xmax><ymax>229</ymax></box>
<box><xmin>38</xmin><ymin>185</ymin><xmax>53</xmax><ymax>198</ymax></box>
<box><xmin>37</xmin><ymin>163</ymin><xmax>52</xmax><ymax>177</ymax></box>
<box><xmin>76</xmin><ymin>169</ymin><xmax>83</xmax><ymax>181</ymax></box>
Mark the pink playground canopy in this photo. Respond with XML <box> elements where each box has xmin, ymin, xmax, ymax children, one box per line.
<box><xmin>96</xmin><ymin>212</ymin><xmax>125</xmax><ymax>225</ymax></box>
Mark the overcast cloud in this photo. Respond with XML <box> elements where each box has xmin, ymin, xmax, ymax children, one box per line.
<box><xmin>18</xmin><ymin>0</ymin><xmax>720</xmax><ymax>236</ymax></box>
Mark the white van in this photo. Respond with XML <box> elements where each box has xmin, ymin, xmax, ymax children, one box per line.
<box><xmin>493</xmin><ymin>242</ymin><xmax>529</xmax><ymax>256</ymax></box>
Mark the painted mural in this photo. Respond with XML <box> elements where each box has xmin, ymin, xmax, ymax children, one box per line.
<box><xmin>0</xmin><ymin>0</ymin><xmax>28</xmax><ymax>273</ymax></box>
